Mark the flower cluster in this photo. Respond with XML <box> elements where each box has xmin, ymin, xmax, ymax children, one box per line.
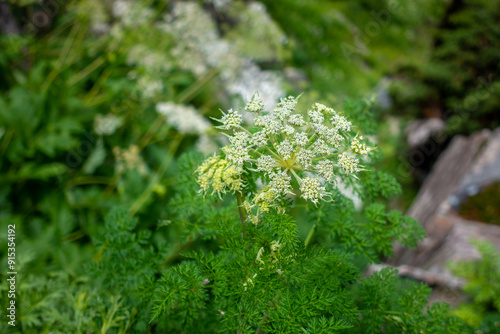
<box><xmin>196</xmin><ymin>155</ymin><xmax>244</xmax><ymax>198</ymax></box>
<box><xmin>197</xmin><ymin>93</ymin><xmax>374</xmax><ymax>210</ymax></box>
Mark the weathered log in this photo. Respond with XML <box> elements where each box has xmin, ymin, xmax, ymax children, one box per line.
<box><xmin>366</xmin><ymin>263</ymin><xmax>466</xmax><ymax>290</ymax></box>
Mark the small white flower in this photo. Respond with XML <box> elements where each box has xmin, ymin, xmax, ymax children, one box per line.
<box><xmin>269</xmin><ymin>171</ymin><xmax>293</xmax><ymax>196</ymax></box>
<box><xmin>245</xmin><ymin>92</ymin><xmax>265</xmax><ymax>113</ymax></box>
<box><xmin>308</xmin><ymin>109</ymin><xmax>324</xmax><ymax>124</ymax></box>
<box><xmin>228</xmin><ymin>131</ymin><xmax>250</xmax><ymax>146</ymax></box>
<box><xmin>294</xmin><ymin>132</ymin><xmax>309</xmax><ymax>147</ymax></box>
<box><xmin>277</xmin><ymin>140</ymin><xmax>293</xmax><ymax>161</ymax></box>
<box><xmin>218</xmin><ymin>109</ymin><xmax>243</xmax><ymax>129</ymax></box>
<box><xmin>297</xmin><ymin>149</ymin><xmax>314</xmax><ymax>169</ymax></box>
<box><xmin>252</xmin><ymin>130</ymin><xmax>268</xmax><ymax>147</ymax></box>
<box><xmin>300</xmin><ymin>177</ymin><xmax>325</xmax><ymax>205</ymax></box>
<box><xmin>270</xmin><ymin>240</ymin><xmax>282</xmax><ymax>253</ymax></box>
<box><xmin>288</xmin><ymin>114</ymin><xmax>306</xmax><ymax>127</ymax></box>
<box><xmin>331</xmin><ymin>114</ymin><xmax>351</xmax><ymax>132</ymax></box>
<box><xmin>256</xmin><ymin>247</ymin><xmax>265</xmax><ymax>264</ymax></box>
<box><xmin>312</xmin><ymin>139</ymin><xmax>329</xmax><ymax>155</ymax></box>
<box><xmin>94</xmin><ymin>113</ymin><xmax>123</xmax><ymax>136</ymax></box>
<box><xmin>282</xmin><ymin>125</ymin><xmax>295</xmax><ymax>136</ymax></box>
<box><xmin>313</xmin><ymin>103</ymin><xmax>335</xmax><ymax>114</ymax></box>
<box><xmin>223</xmin><ymin>144</ymin><xmax>250</xmax><ymax>167</ymax></box>
<box><xmin>255</xmin><ymin>115</ymin><xmax>281</xmax><ymax>135</ymax></box>
<box><xmin>316</xmin><ymin>159</ymin><xmax>335</xmax><ymax>182</ymax></box>
<box><xmin>257</xmin><ymin>155</ymin><xmax>276</xmax><ymax>175</ymax></box>
<box><xmin>338</xmin><ymin>152</ymin><xmax>359</xmax><ymax>175</ymax></box>
<box><xmin>274</xmin><ymin>96</ymin><xmax>298</xmax><ymax>120</ymax></box>
<box><xmin>311</xmin><ymin>123</ymin><xmax>329</xmax><ymax>137</ymax></box>
<box><xmin>351</xmin><ymin>135</ymin><xmax>372</xmax><ymax>155</ymax></box>
<box><xmin>324</xmin><ymin>128</ymin><xmax>343</xmax><ymax>149</ymax></box>
<box><xmin>156</xmin><ymin>102</ymin><xmax>210</xmax><ymax>135</ymax></box>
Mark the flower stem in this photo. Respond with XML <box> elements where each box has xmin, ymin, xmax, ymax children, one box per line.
<box><xmin>236</xmin><ymin>191</ymin><xmax>247</xmax><ymax>225</ymax></box>
<box><xmin>304</xmin><ymin>223</ymin><xmax>316</xmax><ymax>247</ymax></box>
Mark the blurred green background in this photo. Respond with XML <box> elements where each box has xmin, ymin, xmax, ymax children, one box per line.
<box><xmin>1</xmin><ymin>0</ymin><xmax>500</xmax><ymax>332</ymax></box>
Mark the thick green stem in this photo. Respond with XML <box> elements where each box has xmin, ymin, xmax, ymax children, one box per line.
<box><xmin>236</xmin><ymin>191</ymin><xmax>247</xmax><ymax>225</ymax></box>
<box><xmin>304</xmin><ymin>223</ymin><xmax>316</xmax><ymax>247</ymax></box>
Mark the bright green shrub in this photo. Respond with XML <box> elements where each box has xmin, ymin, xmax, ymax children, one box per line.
<box><xmin>450</xmin><ymin>240</ymin><xmax>500</xmax><ymax>332</ymax></box>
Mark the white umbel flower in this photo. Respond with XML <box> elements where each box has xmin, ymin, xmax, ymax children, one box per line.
<box><xmin>269</xmin><ymin>171</ymin><xmax>293</xmax><ymax>197</ymax></box>
<box><xmin>282</xmin><ymin>125</ymin><xmax>295</xmax><ymax>136</ymax></box>
<box><xmin>311</xmin><ymin>123</ymin><xmax>329</xmax><ymax>137</ymax></box>
<box><xmin>331</xmin><ymin>114</ymin><xmax>352</xmax><ymax>132</ymax></box>
<box><xmin>276</xmin><ymin>140</ymin><xmax>293</xmax><ymax>161</ymax></box>
<box><xmin>228</xmin><ymin>131</ymin><xmax>250</xmax><ymax>146</ymax></box>
<box><xmin>312</xmin><ymin>139</ymin><xmax>329</xmax><ymax>155</ymax></box>
<box><xmin>257</xmin><ymin>155</ymin><xmax>276</xmax><ymax>175</ymax></box>
<box><xmin>300</xmin><ymin>177</ymin><xmax>325</xmax><ymax>205</ymax></box>
<box><xmin>218</xmin><ymin>109</ymin><xmax>243</xmax><ymax>129</ymax></box>
<box><xmin>297</xmin><ymin>149</ymin><xmax>314</xmax><ymax>169</ymax></box>
<box><xmin>313</xmin><ymin>103</ymin><xmax>335</xmax><ymax>114</ymax></box>
<box><xmin>223</xmin><ymin>144</ymin><xmax>250</xmax><ymax>167</ymax></box>
<box><xmin>252</xmin><ymin>130</ymin><xmax>268</xmax><ymax>147</ymax></box>
<box><xmin>202</xmin><ymin>93</ymin><xmax>374</xmax><ymax>208</ymax></box>
<box><xmin>351</xmin><ymin>135</ymin><xmax>372</xmax><ymax>155</ymax></box>
<box><xmin>274</xmin><ymin>96</ymin><xmax>298</xmax><ymax>120</ymax></box>
<box><xmin>255</xmin><ymin>115</ymin><xmax>280</xmax><ymax>135</ymax></box>
<box><xmin>338</xmin><ymin>152</ymin><xmax>360</xmax><ymax>175</ymax></box>
<box><xmin>324</xmin><ymin>128</ymin><xmax>343</xmax><ymax>149</ymax></box>
<box><xmin>308</xmin><ymin>109</ymin><xmax>324</xmax><ymax>124</ymax></box>
<box><xmin>245</xmin><ymin>92</ymin><xmax>265</xmax><ymax>113</ymax></box>
<box><xmin>288</xmin><ymin>114</ymin><xmax>306</xmax><ymax>127</ymax></box>
<box><xmin>293</xmin><ymin>132</ymin><xmax>309</xmax><ymax>147</ymax></box>
<box><xmin>316</xmin><ymin>159</ymin><xmax>335</xmax><ymax>182</ymax></box>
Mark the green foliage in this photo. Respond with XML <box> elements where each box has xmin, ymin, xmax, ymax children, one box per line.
<box><xmin>0</xmin><ymin>0</ymin><xmax>484</xmax><ymax>333</ymax></box>
<box><xmin>0</xmin><ymin>207</ymin><xmax>160</xmax><ymax>333</ymax></box>
<box><xmin>258</xmin><ymin>0</ymin><xmax>445</xmax><ymax>100</ymax></box>
<box><xmin>450</xmin><ymin>240</ymin><xmax>500</xmax><ymax>331</ymax></box>
<box><xmin>147</xmin><ymin>153</ymin><xmax>461</xmax><ymax>333</ymax></box>
<box><xmin>309</xmin><ymin>190</ymin><xmax>424</xmax><ymax>262</ymax></box>
<box><xmin>361</xmin><ymin>170</ymin><xmax>402</xmax><ymax>203</ymax></box>
<box><xmin>390</xmin><ymin>0</ymin><xmax>500</xmax><ymax>135</ymax></box>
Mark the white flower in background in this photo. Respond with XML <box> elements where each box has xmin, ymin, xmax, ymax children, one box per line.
<box><xmin>228</xmin><ymin>61</ymin><xmax>284</xmax><ymax>112</ymax></box>
<box><xmin>112</xmin><ymin>0</ymin><xmax>154</xmax><ymax>27</ymax></box>
<box><xmin>196</xmin><ymin>134</ymin><xmax>220</xmax><ymax>155</ymax></box>
<box><xmin>159</xmin><ymin>2</ymin><xmax>284</xmax><ymax>110</ymax></box>
<box><xmin>197</xmin><ymin>94</ymin><xmax>374</xmax><ymax>210</ymax></box>
<box><xmin>156</xmin><ymin>102</ymin><xmax>211</xmax><ymax>135</ymax></box>
<box><xmin>113</xmin><ymin>145</ymin><xmax>148</xmax><ymax>175</ymax></box>
<box><xmin>127</xmin><ymin>45</ymin><xmax>171</xmax><ymax>74</ymax></box>
<box><xmin>94</xmin><ymin>113</ymin><xmax>123</xmax><ymax>136</ymax></box>
<box><xmin>137</xmin><ymin>76</ymin><xmax>163</xmax><ymax>99</ymax></box>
